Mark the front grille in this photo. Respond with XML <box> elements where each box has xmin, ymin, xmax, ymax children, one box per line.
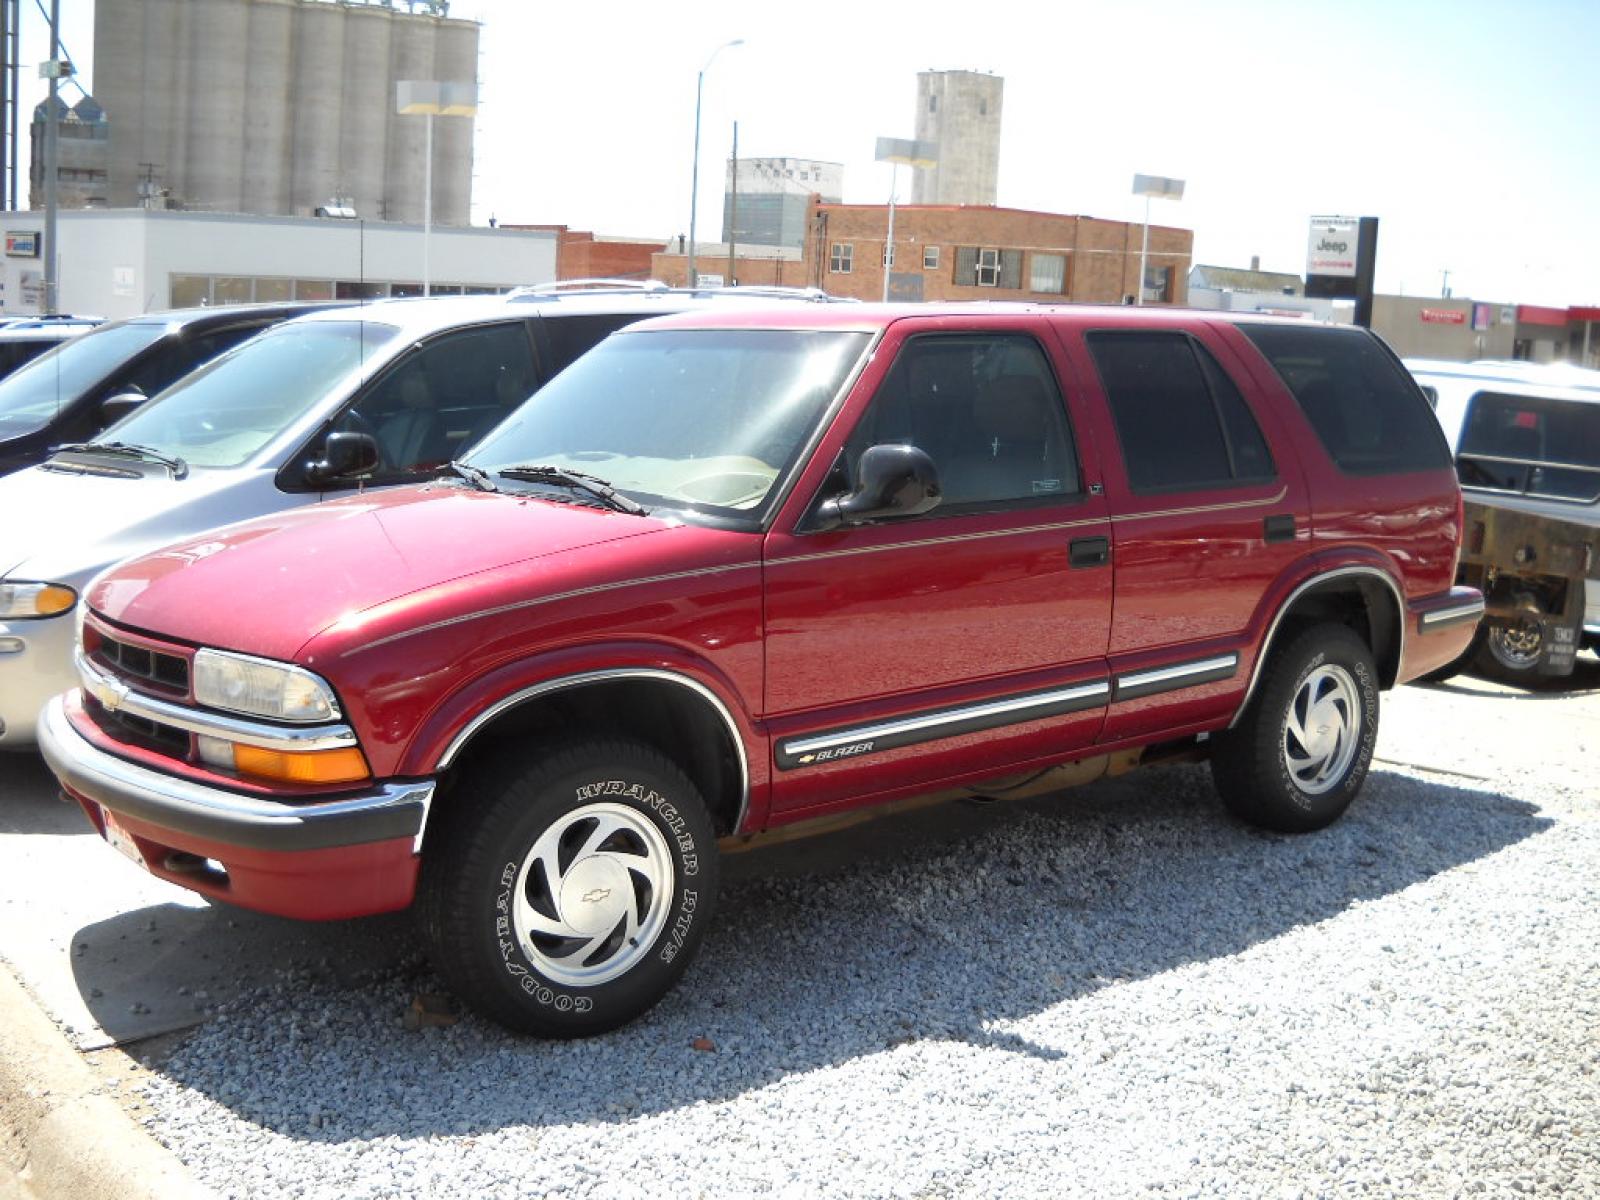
<box><xmin>104</xmin><ymin>707</ymin><xmax>190</xmax><ymax>755</ymax></box>
<box><xmin>99</xmin><ymin>634</ymin><xmax>189</xmax><ymax>693</ymax></box>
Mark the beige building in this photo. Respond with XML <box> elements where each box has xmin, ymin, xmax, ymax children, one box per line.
<box><xmin>93</xmin><ymin>0</ymin><xmax>477</xmax><ymax>223</ymax></box>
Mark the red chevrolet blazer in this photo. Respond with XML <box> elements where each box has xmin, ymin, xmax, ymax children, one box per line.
<box><xmin>39</xmin><ymin>304</ymin><xmax>1483</xmax><ymax>1035</ymax></box>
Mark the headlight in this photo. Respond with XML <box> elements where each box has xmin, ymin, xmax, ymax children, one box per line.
<box><xmin>0</xmin><ymin>581</ymin><xmax>77</xmax><ymax>620</ymax></box>
<box><xmin>192</xmin><ymin>649</ymin><xmax>341</xmax><ymax>723</ymax></box>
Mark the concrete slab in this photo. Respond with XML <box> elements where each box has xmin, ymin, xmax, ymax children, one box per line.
<box><xmin>0</xmin><ymin>753</ymin><xmax>410</xmax><ymax>1051</ymax></box>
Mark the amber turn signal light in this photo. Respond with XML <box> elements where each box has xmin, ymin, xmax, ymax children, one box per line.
<box><xmin>231</xmin><ymin>745</ymin><xmax>371</xmax><ymax>785</ymax></box>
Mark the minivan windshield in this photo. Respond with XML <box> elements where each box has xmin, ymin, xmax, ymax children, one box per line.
<box><xmin>98</xmin><ymin>320</ymin><xmax>401</xmax><ymax>469</ymax></box>
<box><xmin>0</xmin><ymin>322</ymin><xmax>169</xmax><ymax>437</ymax></box>
<box><xmin>464</xmin><ymin>328</ymin><xmax>868</xmax><ymax>516</ymax></box>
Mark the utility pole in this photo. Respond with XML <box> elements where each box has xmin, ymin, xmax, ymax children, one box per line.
<box><xmin>726</xmin><ymin>121</ymin><xmax>737</xmax><ymax>287</ymax></box>
<box><xmin>42</xmin><ymin>0</ymin><xmax>62</xmax><ymax>312</ymax></box>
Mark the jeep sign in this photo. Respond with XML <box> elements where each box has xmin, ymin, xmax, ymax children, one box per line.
<box><xmin>1305</xmin><ymin>214</ymin><xmax>1379</xmax><ymax>328</ymax></box>
<box><xmin>1307</xmin><ymin>217</ymin><xmax>1360</xmax><ymax>278</ymax></box>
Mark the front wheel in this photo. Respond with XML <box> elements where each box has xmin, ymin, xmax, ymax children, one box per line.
<box><xmin>1211</xmin><ymin>624</ymin><xmax>1379</xmax><ymax>833</ymax></box>
<box><xmin>418</xmin><ymin>739</ymin><xmax>720</xmax><ymax>1037</ymax></box>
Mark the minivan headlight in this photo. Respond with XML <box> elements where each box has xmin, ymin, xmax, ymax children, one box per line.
<box><xmin>0</xmin><ymin>582</ymin><xmax>77</xmax><ymax>620</ymax></box>
<box><xmin>192</xmin><ymin>649</ymin><xmax>341</xmax><ymax>723</ymax></box>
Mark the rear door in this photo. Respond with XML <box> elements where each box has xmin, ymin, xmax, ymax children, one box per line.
<box><xmin>762</xmin><ymin>318</ymin><xmax>1114</xmax><ymax>818</ymax></box>
<box><xmin>1059</xmin><ymin>320</ymin><xmax>1311</xmax><ymax>743</ymax></box>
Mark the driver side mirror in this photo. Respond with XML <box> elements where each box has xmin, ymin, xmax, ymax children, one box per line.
<box><xmin>99</xmin><ymin>391</ymin><xmax>147</xmax><ymax>426</ymax></box>
<box><xmin>305</xmin><ymin>431</ymin><xmax>380</xmax><ymax>484</ymax></box>
<box><xmin>813</xmin><ymin>444</ymin><xmax>941</xmax><ymax>531</ymax></box>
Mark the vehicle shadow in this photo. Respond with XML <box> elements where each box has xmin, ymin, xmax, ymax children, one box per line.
<box><xmin>0</xmin><ymin>750</ymin><xmax>89</xmax><ymax>836</ymax></box>
<box><xmin>108</xmin><ymin>763</ymin><xmax>1548</xmax><ymax>1144</ymax></box>
<box><xmin>1422</xmin><ymin>652</ymin><xmax>1600</xmax><ymax>699</ymax></box>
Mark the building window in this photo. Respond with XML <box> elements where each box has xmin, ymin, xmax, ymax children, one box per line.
<box><xmin>830</xmin><ymin>243</ymin><xmax>853</xmax><ymax>274</ymax></box>
<box><xmin>978</xmin><ymin>98</ymin><xmax>988</xmax><ymax>116</ymax></box>
<box><xmin>924</xmin><ymin>245</ymin><xmax>940</xmax><ymax>270</ymax></box>
<box><xmin>1143</xmin><ymin>264</ymin><xmax>1173</xmax><ymax>304</ymax></box>
<box><xmin>882</xmin><ymin>244</ymin><xmax>895</xmax><ymax>268</ymax></box>
<box><xmin>976</xmin><ymin>247</ymin><xmax>1000</xmax><ymax>287</ymax></box>
<box><xmin>928</xmin><ymin>94</ymin><xmax>937</xmax><ymax>113</ymax></box>
<box><xmin>1030</xmin><ymin>253</ymin><xmax>1066</xmax><ymax>294</ymax></box>
<box><xmin>169</xmin><ymin>274</ymin><xmax>210</xmax><ymax>308</ymax></box>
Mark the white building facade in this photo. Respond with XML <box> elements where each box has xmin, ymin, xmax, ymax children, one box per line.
<box><xmin>0</xmin><ymin>209</ymin><xmax>557</xmax><ymax>318</ymax></box>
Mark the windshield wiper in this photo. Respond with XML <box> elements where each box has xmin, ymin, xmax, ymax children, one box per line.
<box><xmin>443</xmin><ymin>460</ymin><xmax>498</xmax><ymax>492</ymax></box>
<box><xmin>52</xmin><ymin>441</ymin><xmax>189</xmax><ymax>479</ymax></box>
<box><xmin>496</xmin><ymin>464</ymin><xmax>646</xmax><ymax>515</ymax></box>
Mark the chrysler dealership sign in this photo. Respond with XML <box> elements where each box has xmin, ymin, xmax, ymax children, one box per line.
<box><xmin>1307</xmin><ymin>216</ymin><xmax>1360</xmax><ymax>278</ymax></box>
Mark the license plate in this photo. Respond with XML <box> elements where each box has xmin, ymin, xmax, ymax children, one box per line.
<box><xmin>101</xmin><ymin>809</ymin><xmax>146</xmax><ymax>868</ymax></box>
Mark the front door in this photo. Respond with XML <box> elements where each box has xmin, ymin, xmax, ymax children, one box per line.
<box><xmin>762</xmin><ymin>325</ymin><xmax>1114</xmax><ymax>818</ymax></box>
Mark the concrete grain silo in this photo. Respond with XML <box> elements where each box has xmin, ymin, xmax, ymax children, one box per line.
<box><xmin>182</xmin><ymin>0</ymin><xmax>248</xmax><ymax>210</ymax></box>
<box><xmin>288</xmin><ymin>0</ymin><xmax>347</xmax><ymax>214</ymax></box>
<box><xmin>240</xmin><ymin>0</ymin><xmax>294</xmax><ymax>214</ymax></box>
<box><xmin>429</xmin><ymin>16</ymin><xmax>478</xmax><ymax>227</ymax></box>
<box><xmin>337</xmin><ymin>4</ymin><xmax>392</xmax><ymax>221</ymax></box>
<box><xmin>93</xmin><ymin>0</ymin><xmax>479</xmax><ymax>222</ymax></box>
<box><xmin>382</xmin><ymin>12</ymin><xmax>437</xmax><ymax>224</ymax></box>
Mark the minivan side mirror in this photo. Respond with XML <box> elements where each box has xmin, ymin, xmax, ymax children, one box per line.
<box><xmin>305</xmin><ymin>431</ymin><xmax>381</xmax><ymax>483</ymax></box>
<box><xmin>99</xmin><ymin>391</ymin><xmax>147</xmax><ymax>425</ymax></box>
<box><xmin>813</xmin><ymin>444</ymin><xmax>941</xmax><ymax>530</ymax></box>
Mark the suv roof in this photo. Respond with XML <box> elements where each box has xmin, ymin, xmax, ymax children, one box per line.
<box><xmin>283</xmin><ymin>284</ymin><xmax>855</xmax><ymax>338</ymax></box>
<box><xmin>627</xmin><ymin>300</ymin><xmax>1356</xmax><ymax>334</ymax></box>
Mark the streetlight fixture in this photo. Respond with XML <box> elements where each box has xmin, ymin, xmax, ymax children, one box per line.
<box><xmin>687</xmin><ymin>38</ymin><xmax>743</xmax><ymax>288</ymax></box>
<box><xmin>874</xmin><ymin>136</ymin><xmax>937</xmax><ymax>302</ymax></box>
<box><xmin>1131</xmin><ymin>173</ymin><xmax>1185</xmax><ymax>306</ymax></box>
<box><xmin>396</xmin><ymin>80</ymin><xmax>478</xmax><ymax>296</ymax></box>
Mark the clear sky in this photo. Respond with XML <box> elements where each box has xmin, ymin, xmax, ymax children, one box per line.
<box><xmin>18</xmin><ymin>0</ymin><xmax>1600</xmax><ymax>305</ymax></box>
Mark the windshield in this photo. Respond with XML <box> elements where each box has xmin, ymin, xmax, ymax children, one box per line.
<box><xmin>1456</xmin><ymin>390</ymin><xmax>1600</xmax><ymax>503</ymax></box>
<box><xmin>0</xmin><ymin>322</ymin><xmax>169</xmax><ymax>437</ymax></box>
<box><xmin>101</xmin><ymin>321</ymin><xmax>401</xmax><ymax>469</ymax></box>
<box><xmin>465</xmin><ymin>328</ymin><xmax>868</xmax><ymax>515</ymax></box>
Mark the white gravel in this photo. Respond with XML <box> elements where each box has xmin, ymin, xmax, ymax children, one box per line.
<box><xmin>135</xmin><ymin>671</ymin><xmax>1600</xmax><ymax>1199</ymax></box>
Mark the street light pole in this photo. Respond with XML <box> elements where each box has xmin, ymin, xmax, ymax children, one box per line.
<box><xmin>687</xmin><ymin>38</ymin><xmax>742</xmax><ymax>289</ymax></box>
<box><xmin>423</xmin><ymin>111</ymin><xmax>433</xmax><ymax>295</ymax></box>
<box><xmin>873</xmin><ymin>136</ymin><xmax>937</xmax><ymax>303</ymax></box>
<box><xmin>396</xmin><ymin>81</ymin><xmax>476</xmax><ymax>297</ymax></box>
<box><xmin>1131</xmin><ymin>173</ymin><xmax>1185</xmax><ymax>306</ymax></box>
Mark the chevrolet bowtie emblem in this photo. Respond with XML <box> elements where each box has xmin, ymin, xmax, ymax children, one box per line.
<box><xmin>581</xmin><ymin>888</ymin><xmax>612</xmax><ymax>904</ymax></box>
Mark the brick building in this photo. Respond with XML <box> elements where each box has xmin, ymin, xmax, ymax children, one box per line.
<box><xmin>506</xmin><ymin>226</ymin><xmax>664</xmax><ymax>282</ymax></box>
<box><xmin>652</xmin><ymin>200</ymin><xmax>1192</xmax><ymax>304</ymax></box>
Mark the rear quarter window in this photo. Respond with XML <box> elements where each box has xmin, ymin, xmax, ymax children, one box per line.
<box><xmin>1241</xmin><ymin>325</ymin><xmax>1450</xmax><ymax>475</ymax></box>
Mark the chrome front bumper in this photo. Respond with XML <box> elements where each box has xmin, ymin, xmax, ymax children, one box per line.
<box><xmin>37</xmin><ymin>694</ymin><xmax>435</xmax><ymax>853</ymax></box>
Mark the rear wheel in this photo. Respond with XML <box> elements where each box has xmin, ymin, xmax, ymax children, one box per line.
<box><xmin>1211</xmin><ymin>624</ymin><xmax>1379</xmax><ymax>833</ymax></box>
<box><xmin>1472</xmin><ymin>614</ymin><xmax>1545</xmax><ymax>685</ymax></box>
<box><xmin>418</xmin><ymin>738</ymin><xmax>720</xmax><ymax>1037</ymax></box>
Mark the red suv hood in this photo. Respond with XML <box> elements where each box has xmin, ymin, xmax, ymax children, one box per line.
<box><xmin>89</xmin><ymin>485</ymin><xmax>665</xmax><ymax>661</ymax></box>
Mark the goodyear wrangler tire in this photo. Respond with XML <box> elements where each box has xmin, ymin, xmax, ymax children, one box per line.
<box><xmin>1210</xmin><ymin>624</ymin><xmax>1379</xmax><ymax>833</ymax></box>
<box><xmin>418</xmin><ymin>739</ymin><xmax>720</xmax><ymax>1037</ymax></box>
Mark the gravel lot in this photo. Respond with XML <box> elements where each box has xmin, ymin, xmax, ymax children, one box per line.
<box><xmin>87</xmin><ymin>664</ymin><xmax>1600</xmax><ymax>1196</ymax></box>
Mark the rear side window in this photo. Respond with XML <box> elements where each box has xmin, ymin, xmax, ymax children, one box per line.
<box><xmin>1241</xmin><ymin>325</ymin><xmax>1450</xmax><ymax>475</ymax></box>
<box><xmin>1087</xmin><ymin>331</ymin><xmax>1275</xmax><ymax>493</ymax></box>
<box><xmin>1456</xmin><ymin>391</ymin><xmax>1600</xmax><ymax>503</ymax></box>
<box><xmin>538</xmin><ymin>313</ymin><xmax>649</xmax><ymax>377</ymax></box>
